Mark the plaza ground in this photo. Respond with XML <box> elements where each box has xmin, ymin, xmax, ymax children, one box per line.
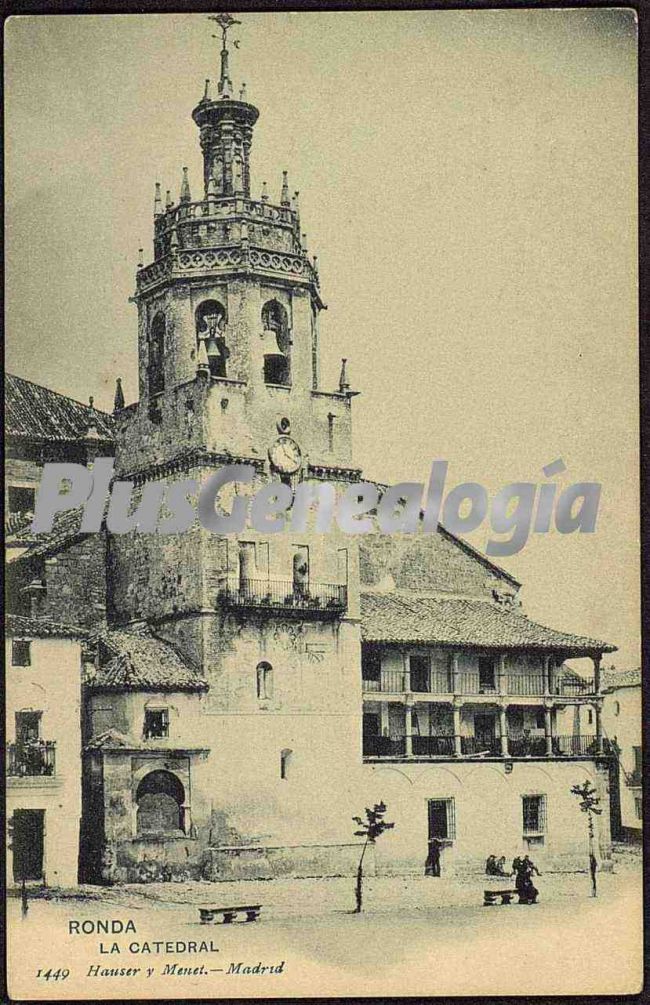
<box><xmin>7</xmin><ymin>846</ymin><xmax>643</xmax><ymax>999</ymax></box>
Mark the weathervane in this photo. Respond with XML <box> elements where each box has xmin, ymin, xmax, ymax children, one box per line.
<box><xmin>208</xmin><ymin>13</ymin><xmax>242</xmax><ymax>97</ymax></box>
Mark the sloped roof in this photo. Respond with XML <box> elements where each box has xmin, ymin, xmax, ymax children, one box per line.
<box><xmin>7</xmin><ymin>506</ymin><xmax>94</xmax><ymax>561</ymax></box>
<box><xmin>360</xmin><ymin>591</ymin><xmax>616</xmax><ymax>654</ymax></box>
<box><xmin>6</xmin><ymin>613</ymin><xmax>87</xmax><ymax>639</ymax></box>
<box><xmin>602</xmin><ymin>667</ymin><xmax>641</xmax><ymax>690</ymax></box>
<box><xmin>86</xmin><ymin>624</ymin><xmax>208</xmax><ymax>692</ymax></box>
<box><xmin>6</xmin><ymin>373</ymin><xmax>115</xmax><ymax>443</ymax></box>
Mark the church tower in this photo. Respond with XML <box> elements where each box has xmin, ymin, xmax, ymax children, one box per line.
<box><xmin>106</xmin><ymin>15</ymin><xmax>364</xmax><ymax>861</ymax></box>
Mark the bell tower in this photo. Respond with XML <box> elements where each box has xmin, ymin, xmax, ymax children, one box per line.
<box><xmin>121</xmin><ymin>12</ymin><xmax>357</xmax><ymax>480</ymax></box>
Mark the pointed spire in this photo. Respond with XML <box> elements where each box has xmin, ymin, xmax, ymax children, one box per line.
<box><xmin>165</xmin><ymin>189</ymin><xmax>173</xmax><ymax>210</ymax></box>
<box><xmin>313</xmin><ymin>255</ymin><xmax>319</xmax><ymax>283</ymax></box>
<box><xmin>261</xmin><ymin>181</ymin><xmax>269</xmax><ymax>203</ymax></box>
<box><xmin>203</xmin><ymin>78</ymin><xmax>212</xmax><ymax>101</ymax></box>
<box><xmin>281</xmin><ymin>171</ymin><xmax>290</xmax><ymax>207</ymax></box>
<box><xmin>137</xmin><ymin>248</ymin><xmax>144</xmax><ymax>269</ymax></box>
<box><xmin>239</xmin><ymin>82</ymin><xmax>247</xmax><ymax>101</ymax></box>
<box><xmin>89</xmin><ymin>396</ymin><xmax>94</xmax><ymax>409</ymax></box>
<box><xmin>170</xmin><ymin>226</ymin><xmax>179</xmax><ymax>250</ymax></box>
<box><xmin>180</xmin><ymin>167</ymin><xmax>191</xmax><ymax>204</ymax></box>
<box><xmin>291</xmin><ymin>190</ymin><xmax>300</xmax><ymax>214</ymax></box>
<box><xmin>302</xmin><ymin>233</ymin><xmax>308</xmax><ymax>256</ymax></box>
<box><xmin>339</xmin><ymin>358</ymin><xmax>350</xmax><ymax>394</ymax></box>
<box><xmin>154</xmin><ymin>182</ymin><xmax>163</xmax><ymax>216</ymax></box>
<box><xmin>196</xmin><ymin>338</ymin><xmax>210</xmax><ymax>375</ymax></box>
<box><xmin>113</xmin><ymin>377</ymin><xmax>125</xmax><ymax>412</ymax></box>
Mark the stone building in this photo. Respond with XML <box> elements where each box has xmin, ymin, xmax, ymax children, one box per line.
<box><xmin>601</xmin><ymin>668</ymin><xmax>642</xmax><ymax>841</ymax></box>
<box><xmin>5</xmin><ymin>25</ymin><xmax>620</xmax><ymax>883</ymax></box>
<box><xmin>6</xmin><ymin>615</ymin><xmax>84</xmax><ymax>887</ymax></box>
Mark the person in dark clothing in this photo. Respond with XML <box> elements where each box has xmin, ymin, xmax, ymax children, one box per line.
<box><xmin>485</xmin><ymin>854</ymin><xmax>498</xmax><ymax>875</ymax></box>
<box><xmin>425</xmin><ymin>838</ymin><xmax>442</xmax><ymax>877</ymax></box>
<box><xmin>514</xmin><ymin>854</ymin><xmax>541</xmax><ymax>904</ymax></box>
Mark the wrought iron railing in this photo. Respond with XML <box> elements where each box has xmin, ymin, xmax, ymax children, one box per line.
<box><xmin>412</xmin><ymin>735</ymin><xmax>456</xmax><ymax>756</ymax></box>
<box><xmin>508</xmin><ymin>735</ymin><xmax>548</xmax><ymax>757</ymax></box>
<box><xmin>553</xmin><ymin>677</ymin><xmax>596</xmax><ymax>696</ymax></box>
<box><xmin>7</xmin><ymin>741</ymin><xmax>56</xmax><ymax>776</ymax></box>
<box><xmin>552</xmin><ymin>734</ymin><xmax>604</xmax><ymax>756</ymax></box>
<box><xmin>219</xmin><ymin>577</ymin><xmax>347</xmax><ymax>614</ymax></box>
<box><xmin>460</xmin><ymin>735</ymin><xmax>502</xmax><ymax>756</ymax></box>
<box><xmin>362</xmin><ymin>669</ymin><xmax>599</xmax><ymax>698</ymax></box>
<box><xmin>362</xmin><ymin>735</ymin><xmax>406</xmax><ymax>757</ymax></box>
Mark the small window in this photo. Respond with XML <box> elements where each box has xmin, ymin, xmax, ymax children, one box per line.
<box><xmin>8</xmin><ymin>486</ymin><xmax>36</xmax><ymax>519</ymax></box>
<box><xmin>280</xmin><ymin>748</ymin><xmax>293</xmax><ymax>780</ymax></box>
<box><xmin>522</xmin><ymin>794</ymin><xmax>547</xmax><ymax>836</ymax></box>
<box><xmin>12</xmin><ymin>640</ymin><xmax>31</xmax><ymax>667</ymax></box>
<box><xmin>478</xmin><ymin>656</ymin><xmax>496</xmax><ymax>692</ymax></box>
<box><xmin>144</xmin><ymin>709</ymin><xmax>169</xmax><ymax>739</ymax></box>
<box><xmin>428</xmin><ymin>798</ymin><xmax>456</xmax><ymax>843</ymax></box>
<box><xmin>257</xmin><ymin>661</ymin><xmax>273</xmax><ymax>700</ymax></box>
<box><xmin>535</xmin><ymin>710</ymin><xmax>545</xmax><ymax>730</ymax></box>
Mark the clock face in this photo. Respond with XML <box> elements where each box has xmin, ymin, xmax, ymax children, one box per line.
<box><xmin>269</xmin><ymin>435</ymin><xmax>302</xmax><ymax>475</ymax></box>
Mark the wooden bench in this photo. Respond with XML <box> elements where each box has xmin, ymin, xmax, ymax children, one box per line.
<box><xmin>483</xmin><ymin>888</ymin><xmax>517</xmax><ymax>906</ymax></box>
<box><xmin>199</xmin><ymin>904</ymin><xmax>262</xmax><ymax>924</ymax></box>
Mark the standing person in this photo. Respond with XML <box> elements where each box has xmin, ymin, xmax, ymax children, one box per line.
<box><xmin>516</xmin><ymin>855</ymin><xmax>541</xmax><ymax>904</ymax></box>
<box><xmin>425</xmin><ymin>838</ymin><xmax>442</xmax><ymax>877</ymax></box>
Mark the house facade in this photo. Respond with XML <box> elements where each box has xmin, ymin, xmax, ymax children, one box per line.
<box><xmin>5</xmin><ymin>24</ymin><xmax>620</xmax><ymax>884</ymax></box>
<box><xmin>601</xmin><ymin>668</ymin><xmax>642</xmax><ymax>841</ymax></box>
<box><xmin>5</xmin><ymin>615</ymin><xmax>84</xmax><ymax>888</ymax></box>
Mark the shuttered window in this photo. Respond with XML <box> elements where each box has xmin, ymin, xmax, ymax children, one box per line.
<box><xmin>522</xmin><ymin>794</ymin><xmax>547</xmax><ymax>835</ymax></box>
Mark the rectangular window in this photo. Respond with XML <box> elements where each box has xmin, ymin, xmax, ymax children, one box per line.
<box><xmin>633</xmin><ymin>746</ymin><xmax>642</xmax><ymax>775</ymax></box>
<box><xmin>522</xmin><ymin>794</ymin><xmax>547</xmax><ymax>835</ymax></box>
<box><xmin>428</xmin><ymin>798</ymin><xmax>456</xmax><ymax>842</ymax></box>
<box><xmin>16</xmin><ymin>710</ymin><xmax>42</xmax><ymax>744</ymax></box>
<box><xmin>635</xmin><ymin>797</ymin><xmax>642</xmax><ymax>820</ymax></box>
<box><xmin>11</xmin><ymin>640</ymin><xmax>31</xmax><ymax>667</ymax></box>
<box><xmin>362</xmin><ymin>647</ymin><xmax>382</xmax><ymax>683</ymax></box>
<box><xmin>478</xmin><ymin>656</ymin><xmax>496</xmax><ymax>691</ymax></box>
<box><xmin>8</xmin><ymin>486</ymin><xmax>36</xmax><ymax>518</ymax></box>
<box><xmin>144</xmin><ymin>709</ymin><xmax>169</xmax><ymax>739</ymax></box>
<box><xmin>409</xmin><ymin>654</ymin><xmax>430</xmax><ymax>693</ymax></box>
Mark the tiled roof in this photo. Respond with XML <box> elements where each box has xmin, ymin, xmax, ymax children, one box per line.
<box><xmin>86</xmin><ymin>624</ymin><xmax>208</xmax><ymax>692</ymax></box>
<box><xmin>360</xmin><ymin>591</ymin><xmax>616</xmax><ymax>654</ymax></box>
<box><xmin>602</xmin><ymin>667</ymin><xmax>641</xmax><ymax>690</ymax></box>
<box><xmin>6</xmin><ymin>506</ymin><xmax>89</xmax><ymax>560</ymax></box>
<box><xmin>6</xmin><ymin>613</ymin><xmax>87</xmax><ymax>639</ymax></box>
<box><xmin>6</xmin><ymin>373</ymin><xmax>115</xmax><ymax>442</ymax></box>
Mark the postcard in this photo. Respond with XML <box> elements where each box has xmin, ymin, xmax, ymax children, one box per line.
<box><xmin>4</xmin><ymin>8</ymin><xmax>642</xmax><ymax>999</ymax></box>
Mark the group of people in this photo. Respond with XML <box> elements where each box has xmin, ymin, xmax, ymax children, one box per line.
<box><xmin>486</xmin><ymin>853</ymin><xmax>542</xmax><ymax>904</ymax></box>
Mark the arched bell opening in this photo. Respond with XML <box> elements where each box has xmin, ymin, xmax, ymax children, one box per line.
<box><xmin>196</xmin><ymin>299</ymin><xmax>229</xmax><ymax>379</ymax></box>
<box><xmin>261</xmin><ymin>300</ymin><xmax>291</xmax><ymax>386</ymax></box>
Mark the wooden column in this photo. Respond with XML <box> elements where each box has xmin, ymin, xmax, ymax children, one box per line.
<box><xmin>595</xmin><ymin>702</ymin><xmax>603</xmax><ymax>755</ymax></box>
<box><xmin>404</xmin><ymin>699</ymin><xmax>413</xmax><ymax>757</ymax></box>
<box><xmin>499</xmin><ymin>705</ymin><xmax>509</xmax><ymax>756</ymax></box>
<box><xmin>498</xmin><ymin>653</ymin><xmax>507</xmax><ymax>696</ymax></box>
<box><xmin>544</xmin><ymin>706</ymin><xmax>553</xmax><ymax>756</ymax></box>
<box><xmin>453</xmin><ymin>703</ymin><xmax>462</xmax><ymax>756</ymax></box>
<box><xmin>451</xmin><ymin>651</ymin><xmax>460</xmax><ymax>694</ymax></box>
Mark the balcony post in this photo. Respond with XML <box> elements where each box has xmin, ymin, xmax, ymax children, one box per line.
<box><xmin>544</xmin><ymin>706</ymin><xmax>553</xmax><ymax>756</ymax></box>
<box><xmin>499</xmin><ymin>706</ymin><xmax>509</xmax><ymax>756</ymax></box>
<box><xmin>404</xmin><ymin>699</ymin><xmax>413</xmax><ymax>757</ymax></box>
<box><xmin>595</xmin><ymin>700</ymin><xmax>603</xmax><ymax>755</ymax></box>
<box><xmin>452</xmin><ymin>702</ymin><xmax>462</xmax><ymax>756</ymax></box>
<box><xmin>380</xmin><ymin>702</ymin><xmax>390</xmax><ymax>738</ymax></box>
<box><xmin>545</xmin><ymin>656</ymin><xmax>553</xmax><ymax>695</ymax></box>
<box><xmin>451</xmin><ymin>651</ymin><xmax>460</xmax><ymax>695</ymax></box>
<box><xmin>593</xmin><ymin>653</ymin><xmax>602</xmax><ymax>694</ymax></box>
<box><xmin>498</xmin><ymin>653</ymin><xmax>507</xmax><ymax>696</ymax></box>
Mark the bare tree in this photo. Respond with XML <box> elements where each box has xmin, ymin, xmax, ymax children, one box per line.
<box><xmin>570</xmin><ymin>780</ymin><xmax>602</xmax><ymax>897</ymax></box>
<box><xmin>352</xmin><ymin>801</ymin><xmax>395</xmax><ymax>912</ymax></box>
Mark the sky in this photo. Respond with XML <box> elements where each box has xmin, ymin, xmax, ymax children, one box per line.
<box><xmin>5</xmin><ymin>10</ymin><xmax>639</xmax><ymax>667</ymax></box>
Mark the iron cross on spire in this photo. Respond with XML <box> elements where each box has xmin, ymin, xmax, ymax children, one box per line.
<box><xmin>208</xmin><ymin>13</ymin><xmax>241</xmax><ymax>96</ymax></box>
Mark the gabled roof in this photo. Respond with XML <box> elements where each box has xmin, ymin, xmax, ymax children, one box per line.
<box><xmin>360</xmin><ymin>591</ymin><xmax>616</xmax><ymax>654</ymax></box>
<box><xmin>6</xmin><ymin>373</ymin><xmax>115</xmax><ymax>443</ymax></box>
<box><xmin>6</xmin><ymin>613</ymin><xmax>87</xmax><ymax>639</ymax></box>
<box><xmin>602</xmin><ymin>667</ymin><xmax>641</xmax><ymax>690</ymax></box>
<box><xmin>85</xmin><ymin>624</ymin><xmax>208</xmax><ymax>692</ymax></box>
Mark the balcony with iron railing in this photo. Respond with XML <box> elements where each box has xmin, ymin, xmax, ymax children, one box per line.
<box><xmin>362</xmin><ymin>670</ymin><xmax>596</xmax><ymax>698</ymax></box>
<box><xmin>362</xmin><ymin>734</ymin><xmax>611</xmax><ymax>760</ymax></box>
<box><xmin>218</xmin><ymin>577</ymin><xmax>347</xmax><ymax>617</ymax></box>
<box><xmin>7</xmin><ymin>741</ymin><xmax>56</xmax><ymax>777</ymax></box>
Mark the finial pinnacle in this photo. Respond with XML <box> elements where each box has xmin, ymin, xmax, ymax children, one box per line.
<box><xmin>208</xmin><ymin>13</ymin><xmax>242</xmax><ymax>99</ymax></box>
<box><xmin>154</xmin><ymin>182</ymin><xmax>163</xmax><ymax>216</ymax></box>
<box><xmin>113</xmin><ymin>377</ymin><xmax>125</xmax><ymax>413</ymax></box>
<box><xmin>180</xmin><ymin>166</ymin><xmax>191</xmax><ymax>204</ymax></box>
